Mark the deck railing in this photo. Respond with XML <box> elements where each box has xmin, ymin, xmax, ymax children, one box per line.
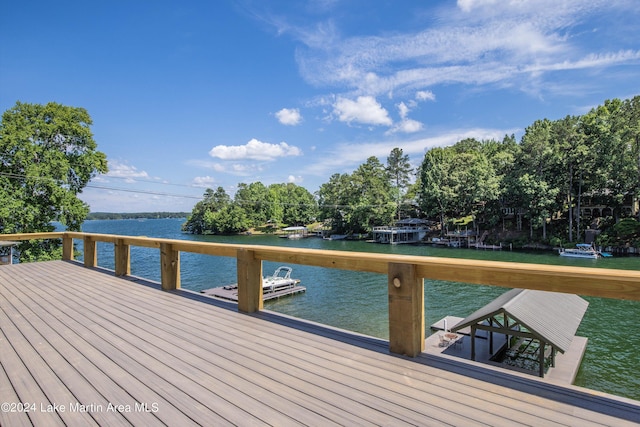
<box><xmin>2</xmin><ymin>232</ymin><xmax>640</xmax><ymax>357</ymax></box>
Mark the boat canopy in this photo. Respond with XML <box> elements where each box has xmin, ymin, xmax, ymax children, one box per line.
<box><xmin>451</xmin><ymin>288</ymin><xmax>588</xmax><ymax>354</ymax></box>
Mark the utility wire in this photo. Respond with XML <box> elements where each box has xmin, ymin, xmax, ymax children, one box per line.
<box><xmin>1</xmin><ymin>171</ymin><xmax>414</xmax><ymax>209</ymax></box>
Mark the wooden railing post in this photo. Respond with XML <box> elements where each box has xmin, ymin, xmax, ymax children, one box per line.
<box><xmin>388</xmin><ymin>262</ymin><xmax>424</xmax><ymax>357</ymax></box>
<box><xmin>237</xmin><ymin>248</ymin><xmax>263</xmax><ymax>313</ymax></box>
<box><xmin>160</xmin><ymin>242</ymin><xmax>180</xmax><ymax>290</ymax></box>
<box><xmin>114</xmin><ymin>239</ymin><xmax>131</xmax><ymax>276</ymax></box>
<box><xmin>83</xmin><ymin>236</ymin><xmax>97</xmax><ymax>268</ymax></box>
<box><xmin>62</xmin><ymin>235</ymin><xmax>74</xmax><ymax>261</ymax></box>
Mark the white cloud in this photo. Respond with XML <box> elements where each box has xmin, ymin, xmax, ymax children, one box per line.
<box><xmin>304</xmin><ymin>127</ymin><xmax>513</xmax><ymax>177</ymax></box>
<box><xmin>386</xmin><ymin>102</ymin><xmax>424</xmax><ymax>134</ymax></box>
<box><xmin>275</xmin><ymin>108</ymin><xmax>303</xmax><ymax>125</ymax></box>
<box><xmin>209</xmin><ymin>138</ymin><xmax>303</xmax><ymax>161</ymax></box>
<box><xmin>416</xmin><ymin>90</ymin><xmax>436</xmax><ymax>102</ymax></box>
<box><xmin>456</xmin><ymin>0</ymin><xmax>497</xmax><ymax>13</ymax></box>
<box><xmin>389</xmin><ymin>119</ymin><xmax>424</xmax><ymax>134</ymax></box>
<box><xmin>397</xmin><ymin>102</ymin><xmax>410</xmax><ymax>120</ymax></box>
<box><xmin>290</xmin><ymin>1</ymin><xmax>634</xmax><ymax>98</ymax></box>
<box><xmin>105</xmin><ymin>160</ymin><xmax>149</xmax><ymax>183</ymax></box>
<box><xmin>333</xmin><ymin>96</ymin><xmax>392</xmax><ymax>126</ymax></box>
<box><xmin>287</xmin><ymin>175</ymin><xmax>303</xmax><ymax>184</ymax></box>
<box><xmin>192</xmin><ymin>176</ymin><xmax>216</xmax><ymax>188</ymax></box>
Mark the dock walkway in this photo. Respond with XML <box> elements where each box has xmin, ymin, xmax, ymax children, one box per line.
<box><xmin>1</xmin><ymin>261</ymin><xmax>639</xmax><ymax>426</ymax></box>
<box><xmin>200</xmin><ymin>283</ymin><xmax>306</xmax><ymax>302</ymax></box>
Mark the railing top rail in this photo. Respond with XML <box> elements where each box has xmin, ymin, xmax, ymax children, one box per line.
<box><xmin>2</xmin><ymin>232</ymin><xmax>639</xmax><ymax>300</ymax></box>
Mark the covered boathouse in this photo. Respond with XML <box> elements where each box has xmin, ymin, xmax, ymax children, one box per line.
<box><xmin>371</xmin><ymin>218</ymin><xmax>431</xmax><ymax>244</ymax></box>
<box><xmin>451</xmin><ymin>288</ymin><xmax>589</xmax><ymax>378</ymax></box>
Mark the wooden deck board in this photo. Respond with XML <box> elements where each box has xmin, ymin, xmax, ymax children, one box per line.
<box><xmin>1</xmin><ymin>261</ymin><xmax>639</xmax><ymax>426</ymax></box>
<box><xmin>49</xmin><ymin>268</ymin><xmax>488</xmax><ymax>426</ymax></box>
<box><xmin>35</xmin><ymin>262</ymin><xmax>640</xmax><ymax>421</ymax></box>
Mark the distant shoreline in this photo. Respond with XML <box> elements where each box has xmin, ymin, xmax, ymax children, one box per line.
<box><xmin>86</xmin><ymin>212</ymin><xmax>189</xmax><ymax>220</ymax></box>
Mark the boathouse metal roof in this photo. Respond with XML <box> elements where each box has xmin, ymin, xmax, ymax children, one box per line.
<box><xmin>396</xmin><ymin>218</ymin><xmax>430</xmax><ymax>225</ymax></box>
<box><xmin>451</xmin><ymin>288</ymin><xmax>589</xmax><ymax>353</ymax></box>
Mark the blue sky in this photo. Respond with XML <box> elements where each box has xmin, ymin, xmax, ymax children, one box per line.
<box><xmin>1</xmin><ymin>0</ymin><xmax>639</xmax><ymax>213</ymax></box>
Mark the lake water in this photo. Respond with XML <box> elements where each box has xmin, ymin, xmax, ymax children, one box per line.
<box><xmin>73</xmin><ymin>218</ymin><xmax>640</xmax><ymax>400</ymax></box>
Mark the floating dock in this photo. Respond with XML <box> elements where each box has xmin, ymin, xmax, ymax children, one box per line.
<box><xmin>201</xmin><ymin>282</ymin><xmax>306</xmax><ymax>302</ymax></box>
<box><xmin>427</xmin><ymin>316</ymin><xmax>587</xmax><ymax>385</ymax></box>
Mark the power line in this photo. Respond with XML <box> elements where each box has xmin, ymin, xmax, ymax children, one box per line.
<box><xmin>0</xmin><ymin>171</ymin><xmax>206</xmax><ymax>200</ymax></box>
<box><xmin>85</xmin><ymin>184</ymin><xmax>204</xmax><ymax>200</ymax></box>
<box><xmin>1</xmin><ymin>171</ymin><xmax>415</xmax><ymax>209</ymax></box>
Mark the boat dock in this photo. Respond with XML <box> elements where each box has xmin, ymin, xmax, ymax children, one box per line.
<box><xmin>428</xmin><ymin>317</ymin><xmax>588</xmax><ymax>385</ymax></box>
<box><xmin>201</xmin><ymin>282</ymin><xmax>306</xmax><ymax>302</ymax></box>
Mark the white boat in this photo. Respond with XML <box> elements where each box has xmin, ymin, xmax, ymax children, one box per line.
<box><xmin>201</xmin><ymin>266</ymin><xmax>304</xmax><ymax>300</ymax></box>
<box><xmin>326</xmin><ymin>234</ymin><xmax>348</xmax><ymax>240</ymax></box>
<box><xmin>262</xmin><ymin>266</ymin><xmax>300</xmax><ymax>292</ymax></box>
<box><xmin>558</xmin><ymin>243</ymin><xmax>609</xmax><ymax>259</ymax></box>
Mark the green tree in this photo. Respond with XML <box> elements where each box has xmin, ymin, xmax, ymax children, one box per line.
<box><xmin>182</xmin><ymin>187</ymin><xmax>231</xmax><ymax>234</ymax></box>
<box><xmin>419</xmin><ymin>140</ymin><xmax>499</xmax><ymax>233</ymax></box>
<box><xmin>450</xmin><ymin>139</ymin><xmax>500</xmax><ymax>220</ymax></box>
<box><xmin>272</xmin><ymin>183</ymin><xmax>317</xmax><ymax>225</ymax></box>
<box><xmin>552</xmin><ymin>115</ymin><xmax>591</xmax><ymax>242</ymax></box>
<box><xmin>516</xmin><ymin>119</ymin><xmax>562</xmax><ymax>239</ymax></box>
<box><xmin>581</xmin><ymin>98</ymin><xmax>637</xmax><ymax>222</ymax></box>
<box><xmin>207</xmin><ymin>203</ymin><xmax>249</xmax><ymax>234</ymax></box>
<box><xmin>386</xmin><ymin>147</ymin><xmax>413</xmax><ymax>219</ymax></box>
<box><xmin>514</xmin><ymin>173</ymin><xmax>559</xmax><ymax>239</ymax></box>
<box><xmin>418</xmin><ymin>147</ymin><xmax>456</xmax><ymax>232</ymax></box>
<box><xmin>0</xmin><ymin>101</ymin><xmax>108</xmax><ymax>260</ymax></box>
<box><xmin>621</xmin><ymin>96</ymin><xmax>640</xmax><ymax>220</ymax></box>
<box><xmin>234</xmin><ymin>182</ymin><xmax>270</xmax><ymax>227</ymax></box>
<box><xmin>317</xmin><ymin>173</ymin><xmax>353</xmax><ymax>233</ymax></box>
<box><xmin>481</xmin><ymin>134</ymin><xmax>520</xmax><ymax>228</ymax></box>
<box><xmin>350</xmin><ymin>156</ymin><xmax>395</xmax><ymax>232</ymax></box>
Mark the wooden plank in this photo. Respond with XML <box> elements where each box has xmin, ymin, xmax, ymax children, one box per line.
<box><xmin>388</xmin><ymin>262</ymin><xmax>424</xmax><ymax>357</ymax></box>
<box><xmin>0</xmin><ymin>295</ymin><xmax>113</xmax><ymax>427</ymax></box>
<box><xmin>15</xmin><ymin>286</ymin><xmax>230</xmax><ymax>426</ymax></box>
<box><xmin>236</xmin><ymin>248</ymin><xmax>263</xmax><ymax>313</ymax></box>
<box><xmin>2</xmin><ymin>261</ymin><xmax>639</xmax><ymax>426</ymax></box>
<box><xmin>52</xmin><ymin>263</ymin><xmax>629</xmax><ymax>427</ymax></box>
<box><xmin>40</xmin><ymin>265</ymin><xmax>378</xmax><ymax>425</ymax></box>
<box><xmin>0</xmin><ymin>331</ymin><xmax>45</xmax><ymax>427</ymax></box>
<box><xmin>160</xmin><ymin>242</ymin><xmax>180</xmax><ymax>290</ymax></box>
<box><xmin>114</xmin><ymin>239</ymin><xmax>130</xmax><ymax>276</ymax></box>
<box><xmin>62</xmin><ymin>235</ymin><xmax>74</xmax><ymax>261</ymax></box>
<box><xmin>0</xmin><ymin>327</ymin><xmax>65</xmax><ymax>426</ymax></box>
<box><xmin>3</xmin><ymin>270</ymin><xmax>194</xmax><ymax>426</ymax></box>
<box><xmin>83</xmin><ymin>236</ymin><xmax>97</xmax><ymax>268</ymax></box>
<box><xmin>39</xmin><ymin>283</ymin><xmax>347</xmax><ymax>426</ymax></box>
<box><xmin>48</xmin><ymin>263</ymin><xmax>476</xmax><ymax>425</ymax></box>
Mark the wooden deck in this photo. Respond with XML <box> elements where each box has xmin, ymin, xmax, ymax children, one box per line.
<box><xmin>1</xmin><ymin>261</ymin><xmax>639</xmax><ymax>426</ymax></box>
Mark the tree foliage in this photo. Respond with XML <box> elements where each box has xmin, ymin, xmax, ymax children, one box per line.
<box><xmin>317</xmin><ymin>157</ymin><xmax>395</xmax><ymax>233</ymax></box>
<box><xmin>182</xmin><ymin>95</ymin><xmax>639</xmax><ymax>244</ymax></box>
<box><xmin>0</xmin><ymin>101</ymin><xmax>108</xmax><ymax>260</ymax></box>
<box><xmin>183</xmin><ymin>182</ymin><xmax>317</xmax><ymax>234</ymax></box>
<box><xmin>386</xmin><ymin>147</ymin><xmax>413</xmax><ymax>219</ymax></box>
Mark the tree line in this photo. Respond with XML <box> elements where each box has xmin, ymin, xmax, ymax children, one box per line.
<box><xmin>185</xmin><ymin>95</ymin><xmax>640</xmax><ymax>247</ymax></box>
<box><xmin>87</xmin><ymin>212</ymin><xmax>189</xmax><ymax>220</ymax></box>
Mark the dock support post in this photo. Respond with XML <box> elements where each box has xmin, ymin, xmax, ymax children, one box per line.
<box><xmin>237</xmin><ymin>248</ymin><xmax>263</xmax><ymax>313</ymax></box>
<box><xmin>160</xmin><ymin>242</ymin><xmax>180</xmax><ymax>290</ymax></box>
<box><xmin>115</xmin><ymin>239</ymin><xmax>130</xmax><ymax>276</ymax></box>
<box><xmin>83</xmin><ymin>236</ymin><xmax>97</xmax><ymax>268</ymax></box>
<box><xmin>62</xmin><ymin>235</ymin><xmax>74</xmax><ymax>261</ymax></box>
<box><xmin>388</xmin><ymin>262</ymin><xmax>424</xmax><ymax>357</ymax></box>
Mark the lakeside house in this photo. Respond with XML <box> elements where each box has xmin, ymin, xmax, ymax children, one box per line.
<box><xmin>371</xmin><ymin>218</ymin><xmax>431</xmax><ymax>244</ymax></box>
